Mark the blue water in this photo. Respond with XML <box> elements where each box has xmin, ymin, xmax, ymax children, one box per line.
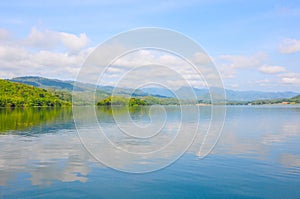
<box><xmin>0</xmin><ymin>106</ymin><xmax>299</xmax><ymax>198</ymax></box>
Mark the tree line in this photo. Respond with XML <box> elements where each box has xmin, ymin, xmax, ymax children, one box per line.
<box><xmin>97</xmin><ymin>96</ymin><xmax>180</xmax><ymax>106</ymax></box>
<box><xmin>0</xmin><ymin>79</ymin><xmax>71</xmax><ymax>107</ymax></box>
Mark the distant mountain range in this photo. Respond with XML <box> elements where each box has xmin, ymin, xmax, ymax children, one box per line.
<box><xmin>10</xmin><ymin>76</ymin><xmax>87</xmax><ymax>91</ymax></box>
<box><xmin>9</xmin><ymin>76</ymin><xmax>170</xmax><ymax>98</ymax></box>
<box><xmin>9</xmin><ymin>76</ymin><xmax>299</xmax><ymax>102</ymax></box>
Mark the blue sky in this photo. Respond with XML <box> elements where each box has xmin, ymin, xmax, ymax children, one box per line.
<box><xmin>0</xmin><ymin>0</ymin><xmax>300</xmax><ymax>92</ymax></box>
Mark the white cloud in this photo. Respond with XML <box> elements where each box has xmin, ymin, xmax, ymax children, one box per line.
<box><xmin>192</xmin><ymin>52</ymin><xmax>211</xmax><ymax>65</ymax></box>
<box><xmin>0</xmin><ymin>44</ymin><xmax>91</xmax><ymax>79</ymax></box>
<box><xmin>219</xmin><ymin>66</ymin><xmax>236</xmax><ymax>79</ymax></box>
<box><xmin>60</xmin><ymin>32</ymin><xmax>89</xmax><ymax>52</ymax></box>
<box><xmin>0</xmin><ymin>27</ymin><xmax>93</xmax><ymax>80</ymax></box>
<box><xmin>102</xmin><ymin>50</ymin><xmax>216</xmax><ymax>89</ymax></box>
<box><xmin>218</xmin><ymin>52</ymin><xmax>267</xmax><ymax>79</ymax></box>
<box><xmin>278</xmin><ymin>73</ymin><xmax>300</xmax><ymax>85</ymax></box>
<box><xmin>24</xmin><ymin>27</ymin><xmax>89</xmax><ymax>52</ymax></box>
<box><xmin>256</xmin><ymin>79</ymin><xmax>270</xmax><ymax>86</ymax></box>
<box><xmin>25</xmin><ymin>27</ymin><xmax>58</xmax><ymax>49</ymax></box>
<box><xmin>33</xmin><ymin>51</ymin><xmax>80</xmax><ymax>66</ymax></box>
<box><xmin>0</xmin><ymin>45</ymin><xmax>28</xmax><ymax>61</ymax></box>
<box><xmin>279</xmin><ymin>38</ymin><xmax>300</xmax><ymax>54</ymax></box>
<box><xmin>0</xmin><ymin>28</ymin><xmax>11</xmax><ymax>42</ymax></box>
<box><xmin>106</xmin><ymin>67</ymin><xmax>124</xmax><ymax>73</ymax></box>
<box><xmin>219</xmin><ymin>52</ymin><xmax>267</xmax><ymax>69</ymax></box>
<box><xmin>259</xmin><ymin>65</ymin><xmax>286</xmax><ymax>74</ymax></box>
<box><xmin>0</xmin><ymin>27</ymin><xmax>222</xmax><ymax>89</ymax></box>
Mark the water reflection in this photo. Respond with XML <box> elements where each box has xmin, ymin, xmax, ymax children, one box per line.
<box><xmin>0</xmin><ymin>134</ymin><xmax>92</xmax><ymax>186</ymax></box>
<box><xmin>0</xmin><ymin>106</ymin><xmax>299</xmax><ymax>186</ymax></box>
<box><xmin>280</xmin><ymin>154</ymin><xmax>300</xmax><ymax>169</ymax></box>
<box><xmin>0</xmin><ymin>107</ymin><xmax>73</xmax><ymax>134</ymax></box>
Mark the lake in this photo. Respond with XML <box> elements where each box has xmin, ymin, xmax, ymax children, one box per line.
<box><xmin>0</xmin><ymin>105</ymin><xmax>299</xmax><ymax>198</ymax></box>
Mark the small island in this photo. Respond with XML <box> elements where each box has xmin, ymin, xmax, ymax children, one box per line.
<box><xmin>97</xmin><ymin>96</ymin><xmax>180</xmax><ymax>106</ymax></box>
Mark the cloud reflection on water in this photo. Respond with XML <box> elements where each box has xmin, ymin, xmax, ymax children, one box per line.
<box><xmin>0</xmin><ymin>106</ymin><xmax>299</xmax><ymax>186</ymax></box>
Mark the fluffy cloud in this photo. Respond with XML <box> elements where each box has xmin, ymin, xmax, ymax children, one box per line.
<box><xmin>259</xmin><ymin>65</ymin><xmax>286</xmax><ymax>74</ymax></box>
<box><xmin>279</xmin><ymin>38</ymin><xmax>300</xmax><ymax>54</ymax></box>
<box><xmin>0</xmin><ymin>28</ymin><xmax>11</xmax><ymax>41</ymax></box>
<box><xmin>278</xmin><ymin>73</ymin><xmax>300</xmax><ymax>85</ymax></box>
<box><xmin>101</xmin><ymin>50</ymin><xmax>219</xmax><ymax>89</ymax></box>
<box><xmin>219</xmin><ymin>52</ymin><xmax>267</xmax><ymax>69</ymax></box>
<box><xmin>0</xmin><ymin>27</ymin><xmax>92</xmax><ymax>79</ymax></box>
<box><xmin>218</xmin><ymin>52</ymin><xmax>267</xmax><ymax>79</ymax></box>
<box><xmin>60</xmin><ymin>32</ymin><xmax>89</xmax><ymax>52</ymax></box>
<box><xmin>218</xmin><ymin>66</ymin><xmax>236</xmax><ymax>79</ymax></box>
<box><xmin>0</xmin><ymin>47</ymin><xmax>91</xmax><ymax>79</ymax></box>
<box><xmin>0</xmin><ymin>45</ymin><xmax>28</xmax><ymax>61</ymax></box>
<box><xmin>25</xmin><ymin>27</ymin><xmax>89</xmax><ymax>52</ymax></box>
<box><xmin>256</xmin><ymin>79</ymin><xmax>270</xmax><ymax>86</ymax></box>
<box><xmin>192</xmin><ymin>52</ymin><xmax>211</xmax><ymax>65</ymax></box>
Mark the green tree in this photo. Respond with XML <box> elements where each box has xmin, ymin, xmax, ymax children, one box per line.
<box><xmin>0</xmin><ymin>79</ymin><xmax>71</xmax><ymax>107</ymax></box>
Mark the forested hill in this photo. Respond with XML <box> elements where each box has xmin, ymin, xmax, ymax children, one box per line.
<box><xmin>10</xmin><ymin>76</ymin><xmax>76</xmax><ymax>91</ymax></box>
<box><xmin>9</xmin><ymin>76</ymin><xmax>299</xmax><ymax>101</ymax></box>
<box><xmin>0</xmin><ymin>79</ymin><xmax>71</xmax><ymax>107</ymax></box>
<box><xmin>291</xmin><ymin>95</ymin><xmax>300</xmax><ymax>102</ymax></box>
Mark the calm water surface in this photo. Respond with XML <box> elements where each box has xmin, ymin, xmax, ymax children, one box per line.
<box><xmin>0</xmin><ymin>106</ymin><xmax>299</xmax><ymax>198</ymax></box>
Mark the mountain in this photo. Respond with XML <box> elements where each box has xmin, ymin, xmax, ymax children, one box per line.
<box><xmin>141</xmin><ymin>87</ymin><xmax>176</xmax><ymax>98</ymax></box>
<box><xmin>8</xmin><ymin>76</ymin><xmax>299</xmax><ymax>102</ymax></box>
<box><xmin>290</xmin><ymin>95</ymin><xmax>300</xmax><ymax>103</ymax></box>
<box><xmin>10</xmin><ymin>76</ymin><xmax>105</xmax><ymax>92</ymax></box>
<box><xmin>97</xmin><ymin>85</ymin><xmax>149</xmax><ymax>97</ymax></box>
<box><xmin>11</xmin><ymin>76</ymin><xmax>75</xmax><ymax>90</ymax></box>
<box><xmin>244</xmin><ymin>93</ymin><xmax>300</xmax><ymax>105</ymax></box>
<box><xmin>0</xmin><ymin>79</ymin><xmax>70</xmax><ymax>107</ymax></box>
<box><xmin>142</xmin><ymin>86</ymin><xmax>299</xmax><ymax>102</ymax></box>
<box><xmin>10</xmin><ymin>76</ymin><xmax>149</xmax><ymax>97</ymax></box>
<box><xmin>225</xmin><ymin>89</ymin><xmax>298</xmax><ymax>101</ymax></box>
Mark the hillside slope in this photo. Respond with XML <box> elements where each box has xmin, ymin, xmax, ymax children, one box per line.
<box><xmin>9</xmin><ymin>76</ymin><xmax>299</xmax><ymax>102</ymax></box>
<box><xmin>290</xmin><ymin>95</ymin><xmax>300</xmax><ymax>103</ymax></box>
<box><xmin>143</xmin><ymin>87</ymin><xmax>299</xmax><ymax>101</ymax></box>
<box><xmin>10</xmin><ymin>76</ymin><xmax>79</xmax><ymax>91</ymax></box>
<box><xmin>10</xmin><ymin>76</ymin><xmax>147</xmax><ymax>97</ymax></box>
<box><xmin>0</xmin><ymin>79</ymin><xmax>70</xmax><ymax>107</ymax></box>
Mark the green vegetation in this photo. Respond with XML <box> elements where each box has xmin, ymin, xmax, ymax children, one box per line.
<box><xmin>291</xmin><ymin>95</ymin><xmax>300</xmax><ymax>103</ymax></box>
<box><xmin>2</xmin><ymin>76</ymin><xmax>299</xmax><ymax>107</ymax></box>
<box><xmin>0</xmin><ymin>79</ymin><xmax>71</xmax><ymax>107</ymax></box>
<box><xmin>97</xmin><ymin>96</ymin><xmax>128</xmax><ymax>106</ymax></box>
<box><xmin>97</xmin><ymin>96</ymin><xmax>146</xmax><ymax>106</ymax></box>
<box><xmin>225</xmin><ymin>94</ymin><xmax>300</xmax><ymax>105</ymax></box>
<box><xmin>142</xmin><ymin>96</ymin><xmax>180</xmax><ymax>105</ymax></box>
<box><xmin>97</xmin><ymin>96</ymin><xmax>180</xmax><ymax>106</ymax></box>
<box><xmin>249</xmin><ymin>95</ymin><xmax>300</xmax><ymax>105</ymax></box>
<box><xmin>47</xmin><ymin>88</ymin><xmax>73</xmax><ymax>102</ymax></box>
<box><xmin>11</xmin><ymin>76</ymin><xmax>76</xmax><ymax>91</ymax></box>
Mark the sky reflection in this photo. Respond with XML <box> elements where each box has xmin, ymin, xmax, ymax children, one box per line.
<box><xmin>0</xmin><ymin>106</ymin><xmax>299</xmax><ymax>186</ymax></box>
